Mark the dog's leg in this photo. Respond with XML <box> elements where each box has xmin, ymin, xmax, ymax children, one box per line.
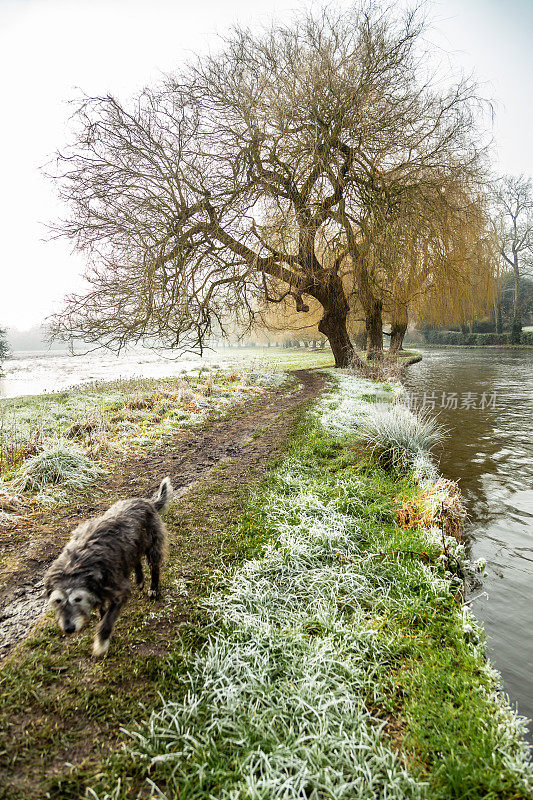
<box><xmin>147</xmin><ymin>512</ymin><xmax>167</xmax><ymax>600</ymax></box>
<box><xmin>148</xmin><ymin>563</ymin><xmax>160</xmax><ymax>599</ymax></box>
<box><xmin>135</xmin><ymin>561</ymin><xmax>144</xmax><ymax>591</ymax></box>
<box><xmin>93</xmin><ymin>590</ymin><xmax>129</xmax><ymax>657</ymax></box>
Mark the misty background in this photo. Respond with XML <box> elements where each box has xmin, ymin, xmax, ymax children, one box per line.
<box><xmin>1</xmin><ymin>0</ymin><xmax>532</xmax><ymax>344</ymax></box>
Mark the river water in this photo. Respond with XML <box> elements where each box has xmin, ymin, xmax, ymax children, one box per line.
<box><xmin>403</xmin><ymin>347</ymin><xmax>533</xmax><ymax>735</ymax></box>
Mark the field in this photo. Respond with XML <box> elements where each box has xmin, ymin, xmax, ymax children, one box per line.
<box><xmin>0</xmin><ymin>355</ymin><xmax>531</xmax><ymax>799</ymax></box>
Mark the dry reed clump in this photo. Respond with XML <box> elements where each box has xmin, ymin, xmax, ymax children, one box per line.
<box><xmin>65</xmin><ymin>414</ymin><xmax>107</xmax><ymax>439</ymax></box>
<box><xmin>124</xmin><ymin>393</ymin><xmax>158</xmax><ymax>410</ymax></box>
<box><xmin>349</xmin><ymin>357</ymin><xmax>403</xmax><ymax>383</ymax></box>
<box><xmin>85</xmin><ymin>433</ymin><xmax>118</xmax><ymax>459</ymax></box>
<box><xmin>0</xmin><ymin>425</ymin><xmax>43</xmax><ymax>475</ymax></box>
<box><xmin>15</xmin><ymin>431</ymin><xmax>43</xmax><ymax>460</ymax></box>
<box><xmin>397</xmin><ymin>476</ymin><xmax>466</xmax><ymax>540</ymax></box>
<box><xmin>199</xmin><ymin>377</ymin><xmax>214</xmax><ymax>397</ymax></box>
<box><xmin>176</xmin><ymin>386</ymin><xmax>195</xmax><ymax>405</ymax></box>
<box><xmin>0</xmin><ymin>483</ymin><xmax>26</xmax><ymax>513</ymax></box>
<box><xmin>0</xmin><ymin>510</ymin><xmax>16</xmax><ymax>528</ymax></box>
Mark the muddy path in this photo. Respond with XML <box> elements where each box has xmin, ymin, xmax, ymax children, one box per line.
<box><xmin>0</xmin><ymin>369</ymin><xmax>325</xmax><ymax>658</ymax></box>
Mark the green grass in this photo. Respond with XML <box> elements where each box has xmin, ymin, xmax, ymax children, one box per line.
<box><xmin>1</xmin><ymin>370</ymin><xmax>531</xmax><ymax>799</ymax></box>
<box><xmin>89</xmin><ymin>381</ymin><xmax>530</xmax><ymax>799</ymax></box>
<box><xmin>0</xmin><ymin>465</ymin><xmax>274</xmax><ymax>800</ymax></box>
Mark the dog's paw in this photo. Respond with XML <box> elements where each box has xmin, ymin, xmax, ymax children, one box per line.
<box><xmin>92</xmin><ymin>635</ymin><xmax>110</xmax><ymax>658</ymax></box>
<box><xmin>147</xmin><ymin>588</ymin><xmax>160</xmax><ymax>600</ymax></box>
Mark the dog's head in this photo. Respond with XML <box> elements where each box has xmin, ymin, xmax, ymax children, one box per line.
<box><xmin>46</xmin><ymin>583</ymin><xmax>98</xmax><ymax>635</ymax></box>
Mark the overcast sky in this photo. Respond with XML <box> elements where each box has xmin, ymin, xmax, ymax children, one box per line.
<box><xmin>1</xmin><ymin>0</ymin><xmax>532</xmax><ymax>332</ymax></box>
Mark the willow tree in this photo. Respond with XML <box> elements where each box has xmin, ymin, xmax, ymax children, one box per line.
<box><xmin>49</xmin><ymin>3</ymin><xmax>488</xmax><ymax>366</ymax></box>
<box><xmin>368</xmin><ymin>180</ymin><xmax>496</xmax><ymax>353</ymax></box>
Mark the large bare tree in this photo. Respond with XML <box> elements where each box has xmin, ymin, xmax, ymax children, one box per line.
<box><xmin>492</xmin><ymin>175</ymin><xmax>533</xmax><ymax>342</ymax></box>
<box><xmin>49</xmin><ymin>3</ymin><xmax>489</xmax><ymax>366</ymax></box>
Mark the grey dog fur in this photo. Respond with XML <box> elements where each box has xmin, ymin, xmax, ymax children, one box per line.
<box><xmin>44</xmin><ymin>477</ymin><xmax>172</xmax><ymax>657</ymax></box>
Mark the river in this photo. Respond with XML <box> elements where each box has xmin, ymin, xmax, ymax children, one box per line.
<box><xmin>403</xmin><ymin>346</ymin><xmax>533</xmax><ymax>737</ymax></box>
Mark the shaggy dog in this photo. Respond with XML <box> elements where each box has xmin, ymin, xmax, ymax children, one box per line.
<box><xmin>44</xmin><ymin>477</ymin><xmax>172</xmax><ymax>657</ymax></box>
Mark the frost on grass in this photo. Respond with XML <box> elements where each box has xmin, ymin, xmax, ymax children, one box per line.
<box><xmin>14</xmin><ymin>445</ymin><xmax>106</xmax><ymax>494</ymax></box>
<box><xmin>119</xmin><ymin>466</ymin><xmax>430</xmax><ymax>800</ymax></box>
<box><xmin>240</xmin><ymin>370</ymin><xmax>289</xmax><ymax>389</ymax></box>
<box><xmin>355</xmin><ymin>404</ymin><xmax>445</xmax><ymax>472</ymax></box>
<box><xmin>315</xmin><ymin>371</ymin><xmax>381</xmax><ymax>435</ymax></box>
<box><xmin>317</xmin><ymin>371</ymin><xmax>444</xmax><ymax>475</ymax></box>
<box><xmin>0</xmin><ymin>369</ymin><xmax>288</xmax><ymax>471</ymax></box>
<box><xmin>93</xmin><ymin>372</ymin><xmax>532</xmax><ymax>800</ymax></box>
<box><xmin>0</xmin><ymin>368</ymin><xmax>290</xmax><ymax>505</ymax></box>
<box><xmin>114</xmin><ymin>459</ymin><xmax>532</xmax><ymax>799</ymax></box>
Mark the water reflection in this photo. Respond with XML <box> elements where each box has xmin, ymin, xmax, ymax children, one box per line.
<box><xmin>403</xmin><ymin>347</ymin><xmax>533</xmax><ymax>736</ymax></box>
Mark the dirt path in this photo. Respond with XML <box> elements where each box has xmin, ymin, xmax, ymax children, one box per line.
<box><xmin>0</xmin><ymin>369</ymin><xmax>324</xmax><ymax>658</ymax></box>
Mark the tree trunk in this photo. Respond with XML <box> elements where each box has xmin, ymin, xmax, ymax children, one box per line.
<box><xmin>511</xmin><ymin>262</ymin><xmax>521</xmax><ymax>343</ymax></box>
<box><xmin>389</xmin><ymin>306</ymin><xmax>408</xmax><ymax>357</ymax></box>
<box><xmin>310</xmin><ymin>271</ymin><xmax>362</xmax><ymax>368</ymax></box>
<box><xmin>365</xmin><ymin>298</ymin><xmax>384</xmax><ymax>360</ymax></box>
<box><xmin>318</xmin><ymin>306</ymin><xmax>355</xmax><ymax>367</ymax></box>
<box><xmin>495</xmin><ymin>296</ymin><xmax>503</xmax><ymax>334</ymax></box>
<box><xmin>354</xmin><ymin>330</ymin><xmax>368</xmax><ymax>350</ymax></box>
<box><xmin>389</xmin><ymin>321</ymin><xmax>407</xmax><ymax>355</ymax></box>
<box><xmin>356</xmin><ymin>264</ymin><xmax>383</xmax><ymax>360</ymax></box>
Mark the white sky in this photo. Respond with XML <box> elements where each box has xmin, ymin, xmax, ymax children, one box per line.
<box><xmin>0</xmin><ymin>0</ymin><xmax>532</xmax><ymax>331</ymax></box>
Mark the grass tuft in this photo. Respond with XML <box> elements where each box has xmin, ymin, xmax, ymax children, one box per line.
<box><xmin>355</xmin><ymin>403</ymin><xmax>446</xmax><ymax>471</ymax></box>
<box><xmin>13</xmin><ymin>445</ymin><xmax>106</xmax><ymax>493</ymax></box>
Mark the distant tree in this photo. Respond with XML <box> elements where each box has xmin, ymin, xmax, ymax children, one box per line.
<box><xmin>492</xmin><ymin>175</ymin><xmax>533</xmax><ymax>343</ymax></box>
<box><xmin>0</xmin><ymin>327</ymin><xmax>10</xmax><ymax>370</ymax></box>
<box><xmin>50</xmin><ymin>3</ymin><xmax>490</xmax><ymax>366</ymax></box>
<box><xmin>498</xmin><ymin>273</ymin><xmax>533</xmax><ymax>329</ymax></box>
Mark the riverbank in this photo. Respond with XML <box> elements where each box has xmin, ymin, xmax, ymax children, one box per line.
<box><xmin>0</xmin><ymin>367</ymin><xmax>531</xmax><ymax>798</ymax></box>
<box><xmin>410</xmin><ymin>342</ymin><xmax>533</xmax><ymax>349</ymax></box>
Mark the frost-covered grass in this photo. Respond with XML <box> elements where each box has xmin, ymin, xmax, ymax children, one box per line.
<box><xmin>317</xmin><ymin>370</ymin><xmax>443</xmax><ymax>472</ymax></box>
<box><xmin>88</xmin><ymin>373</ymin><xmax>532</xmax><ymax>800</ymax></box>
<box><xmin>14</xmin><ymin>445</ymin><xmax>106</xmax><ymax>496</ymax></box>
<box><xmin>355</xmin><ymin>404</ymin><xmax>445</xmax><ymax>471</ymax></box>
<box><xmin>0</xmin><ymin>369</ymin><xmax>294</xmax><ymax>510</ymax></box>
<box><xmin>315</xmin><ymin>371</ymin><xmax>380</xmax><ymax>435</ymax></box>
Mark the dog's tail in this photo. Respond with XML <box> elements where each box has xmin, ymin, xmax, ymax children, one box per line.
<box><xmin>152</xmin><ymin>476</ymin><xmax>173</xmax><ymax>513</ymax></box>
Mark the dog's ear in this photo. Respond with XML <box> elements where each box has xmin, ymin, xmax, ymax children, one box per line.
<box><xmin>85</xmin><ymin>569</ymin><xmax>103</xmax><ymax>592</ymax></box>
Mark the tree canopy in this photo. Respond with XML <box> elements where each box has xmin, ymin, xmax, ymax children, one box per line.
<box><xmin>50</xmin><ymin>2</ymin><xmax>493</xmax><ymax>365</ymax></box>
